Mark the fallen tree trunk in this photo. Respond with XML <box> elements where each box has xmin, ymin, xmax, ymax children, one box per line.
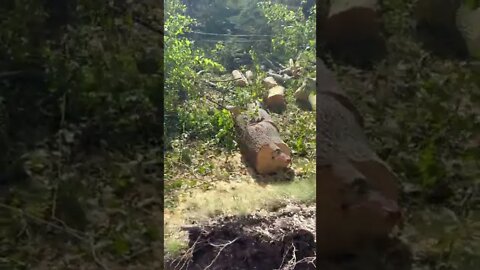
<box><xmin>317</xmin><ymin>76</ymin><xmax>401</xmax><ymax>254</ymax></box>
<box><xmin>322</xmin><ymin>0</ymin><xmax>386</xmax><ymax>64</ymax></box>
<box><xmin>233</xmin><ymin>108</ymin><xmax>291</xmax><ymax>175</ymax></box>
<box><xmin>264</xmin><ymin>85</ymin><xmax>286</xmax><ymax>113</ymax></box>
<box><xmin>318</xmin><ymin>60</ymin><xmax>364</xmax><ymax>126</ymax></box>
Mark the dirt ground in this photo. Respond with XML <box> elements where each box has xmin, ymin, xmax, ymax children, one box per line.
<box><xmin>165</xmin><ymin>202</ymin><xmax>413</xmax><ymax>270</ymax></box>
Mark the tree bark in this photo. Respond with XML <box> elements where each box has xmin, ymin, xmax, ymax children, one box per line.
<box><xmin>233</xmin><ymin>108</ymin><xmax>291</xmax><ymax>175</ymax></box>
<box><xmin>316</xmin><ymin>67</ymin><xmax>401</xmax><ymax>254</ymax></box>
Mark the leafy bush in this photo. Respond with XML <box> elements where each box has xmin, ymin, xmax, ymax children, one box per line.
<box><xmin>258</xmin><ymin>0</ymin><xmax>315</xmax><ymax>62</ymax></box>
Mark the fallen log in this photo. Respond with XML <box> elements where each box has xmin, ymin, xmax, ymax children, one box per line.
<box><xmin>293</xmin><ymin>78</ymin><xmax>316</xmax><ymax>111</ymax></box>
<box><xmin>294</xmin><ymin>77</ymin><xmax>316</xmax><ymax>110</ymax></box>
<box><xmin>266</xmin><ymin>71</ymin><xmax>291</xmax><ymax>84</ymax></box>
<box><xmin>262</xmin><ymin>76</ymin><xmax>278</xmax><ymax>89</ymax></box>
<box><xmin>317</xmin><ymin>81</ymin><xmax>401</xmax><ymax>254</ymax></box>
<box><xmin>318</xmin><ymin>60</ymin><xmax>364</xmax><ymax>126</ymax></box>
<box><xmin>264</xmin><ymin>85</ymin><xmax>286</xmax><ymax>113</ymax></box>
<box><xmin>232</xmin><ymin>70</ymin><xmax>249</xmax><ymax>87</ymax></box>
<box><xmin>456</xmin><ymin>3</ymin><xmax>480</xmax><ymax>59</ymax></box>
<box><xmin>322</xmin><ymin>0</ymin><xmax>386</xmax><ymax>64</ymax></box>
<box><xmin>233</xmin><ymin>108</ymin><xmax>291</xmax><ymax>175</ymax></box>
<box><xmin>414</xmin><ymin>0</ymin><xmax>469</xmax><ymax>58</ymax></box>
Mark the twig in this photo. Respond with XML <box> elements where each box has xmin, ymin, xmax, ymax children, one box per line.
<box><xmin>173</xmin><ymin>234</ymin><xmax>203</xmax><ymax>270</ymax></box>
<box><xmin>119</xmin><ymin>247</ymin><xmax>152</xmax><ymax>263</ymax></box>
<box><xmin>204</xmin><ymin>237</ymin><xmax>240</xmax><ymax>270</ymax></box>
<box><xmin>0</xmin><ymin>202</ymin><xmax>87</xmax><ymax>241</ymax></box>
<box><xmin>0</xmin><ymin>203</ymin><xmax>110</xmax><ymax>270</ymax></box>
<box><xmin>0</xmin><ymin>70</ymin><xmax>44</xmax><ymax>80</ymax></box>
<box><xmin>208</xmin><ymin>78</ymin><xmax>242</xmax><ymax>83</ymax></box>
<box><xmin>204</xmin><ymin>96</ymin><xmax>226</xmax><ymax>110</ymax></box>
<box><xmin>108</xmin><ymin>5</ymin><xmax>163</xmax><ymax>35</ymax></box>
<box><xmin>91</xmin><ymin>236</ymin><xmax>110</xmax><ymax>270</ymax></box>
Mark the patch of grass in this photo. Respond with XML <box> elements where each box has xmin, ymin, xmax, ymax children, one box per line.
<box><xmin>164</xmin><ymin>176</ymin><xmax>316</xmax><ymax>258</ymax></box>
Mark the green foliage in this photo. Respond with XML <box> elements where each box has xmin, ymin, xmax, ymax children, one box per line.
<box><xmin>164</xmin><ymin>0</ymin><xmax>226</xmax><ymax>146</ymax></box>
<box><xmin>258</xmin><ymin>0</ymin><xmax>315</xmax><ymax>62</ymax></box>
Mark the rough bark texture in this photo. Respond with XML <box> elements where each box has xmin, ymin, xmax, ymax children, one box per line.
<box><xmin>233</xmin><ymin>108</ymin><xmax>291</xmax><ymax>175</ymax></box>
<box><xmin>265</xmin><ymin>85</ymin><xmax>287</xmax><ymax>113</ymax></box>
<box><xmin>318</xmin><ymin>60</ymin><xmax>364</xmax><ymax>126</ymax></box>
<box><xmin>232</xmin><ymin>70</ymin><xmax>249</xmax><ymax>87</ymax></box>
<box><xmin>317</xmin><ymin>64</ymin><xmax>401</xmax><ymax>254</ymax></box>
<box><xmin>322</xmin><ymin>0</ymin><xmax>386</xmax><ymax>65</ymax></box>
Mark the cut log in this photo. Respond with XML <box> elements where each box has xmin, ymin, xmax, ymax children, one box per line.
<box><xmin>317</xmin><ymin>93</ymin><xmax>401</xmax><ymax>254</ymax></box>
<box><xmin>414</xmin><ymin>0</ymin><xmax>469</xmax><ymax>58</ymax></box>
<box><xmin>262</xmin><ymin>76</ymin><xmax>278</xmax><ymax>89</ymax></box>
<box><xmin>456</xmin><ymin>4</ymin><xmax>480</xmax><ymax>59</ymax></box>
<box><xmin>294</xmin><ymin>78</ymin><xmax>315</xmax><ymax>100</ymax></box>
<box><xmin>322</xmin><ymin>0</ymin><xmax>385</xmax><ymax>64</ymax></box>
<box><xmin>233</xmin><ymin>108</ymin><xmax>291</xmax><ymax>175</ymax></box>
<box><xmin>264</xmin><ymin>85</ymin><xmax>286</xmax><ymax>113</ymax></box>
<box><xmin>232</xmin><ymin>70</ymin><xmax>249</xmax><ymax>87</ymax></box>
<box><xmin>318</xmin><ymin>59</ymin><xmax>364</xmax><ymax>126</ymax></box>
<box><xmin>295</xmin><ymin>77</ymin><xmax>316</xmax><ymax>110</ymax></box>
<box><xmin>266</xmin><ymin>71</ymin><xmax>291</xmax><ymax>84</ymax></box>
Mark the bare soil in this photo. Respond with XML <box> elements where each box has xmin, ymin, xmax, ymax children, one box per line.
<box><xmin>165</xmin><ymin>203</ymin><xmax>413</xmax><ymax>270</ymax></box>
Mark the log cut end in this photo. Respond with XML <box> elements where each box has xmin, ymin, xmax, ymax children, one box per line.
<box><xmin>256</xmin><ymin>143</ymin><xmax>292</xmax><ymax>175</ymax></box>
<box><xmin>317</xmin><ymin>161</ymin><xmax>401</xmax><ymax>254</ymax></box>
<box><xmin>234</xmin><ymin>109</ymin><xmax>291</xmax><ymax>175</ymax></box>
<box><xmin>263</xmin><ymin>76</ymin><xmax>278</xmax><ymax>89</ymax></box>
<box><xmin>232</xmin><ymin>70</ymin><xmax>249</xmax><ymax>87</ymax></box>
<box><xmin>265</xmin><ymin>85</ymin><xmax>286</xmax><ymax>113</ymax></box>
<box><xmin>323</xmin><ymin>0</ymin><xmax>386</xmax><ymax>65</ymax></box>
